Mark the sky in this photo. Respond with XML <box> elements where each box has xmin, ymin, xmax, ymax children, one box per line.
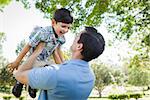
<box><xmin>0</xmin><ymin>1</ymin><xmax>76</xmax><ymax>62</ymax></box>
<box><xmin>0</xmin><ymin>1</ymin><xmax>132</xmax><ymax>66</ymax></box>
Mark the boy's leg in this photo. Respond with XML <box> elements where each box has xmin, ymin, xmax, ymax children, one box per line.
<box><xmin>27</xmin><ymin>61</ymin><xmax>50</xmax><ymax>98</ymax></box>
<box><xmin>12</xmin><ymin>80</ymin><xmax>23</xmax><ymax>98</ymax></box>
<box><xmin>28</xmin><ymin>85</ymin><xmax>37</xmax><ymax>98</ymax></box>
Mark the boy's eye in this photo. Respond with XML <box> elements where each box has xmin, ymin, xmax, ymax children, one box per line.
<box><xmin>61</xmin><ymin>26</ymin><xmax>66</xmax><ymax>28</ymax></box>
<box><xmin>61</xmin><ymin>26</ymin><xmax>70</xmax><ymax>29</ymax></box>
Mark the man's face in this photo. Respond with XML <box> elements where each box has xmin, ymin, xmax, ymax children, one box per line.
<box><xmin>70</xmin><ymin>33</ymin><xmax>81</xmax><ymax>52</ymax></box>
<box><xmin>52</xmin><ymin>20</ymin><xmax>71</xmax><ymax>36</ymax></box>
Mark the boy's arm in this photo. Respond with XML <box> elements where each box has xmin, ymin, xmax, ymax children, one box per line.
<box><xmin>8</xmin><ymin>43</ymin><xmax>31</xmax><ymax>72</ymax></box>
<box><xmin>53</xmin><ymin>46</ymin><xmax>64</xmax><ymax>64</ymax></box>
<box><xmin>57</xmin><ymin>47</ymin><xmax>64</xmax><ymax>62</ymax></box>
<box><xmin>14</xmin><ymin>42</ymin><xmax>45</xmax><ymax>84</ymax></box>
<box><xmin>15</xmin><ymin>43</ymin><xmax>31</xmax><ymax>63</ymax></box>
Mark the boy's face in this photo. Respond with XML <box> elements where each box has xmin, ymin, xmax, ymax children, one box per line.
<box><xmin>52</xmin><ymin>19</ymin><xmax>71</xmax><ymax>36</ymax></box>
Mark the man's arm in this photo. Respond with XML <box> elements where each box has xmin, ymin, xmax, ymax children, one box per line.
<box><xmin>14</xmin><ymin>42</ymin><xmax>45</xmax><ymax>84</ymax></box>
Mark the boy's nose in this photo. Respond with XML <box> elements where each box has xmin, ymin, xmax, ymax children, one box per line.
<box><xmin>63</xmin><ymin>28</ymin><xmax>69</xmax><ymax>33</ymax></box>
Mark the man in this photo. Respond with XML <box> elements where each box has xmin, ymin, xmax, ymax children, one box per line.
<box><xmin>8</xmin><ymin>8</ymin><xmax>73</xmax><ymax>98</ymax></box>
<box><xmin>13</xmin><ymin>27</ymin><xmax>105</xmax><ymax>100</ymax></box>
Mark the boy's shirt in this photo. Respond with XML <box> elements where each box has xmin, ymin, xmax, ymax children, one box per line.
<box><xmin>28</xmin><ymin>26</ymin><xmax>65</xmax><ymax>61</ymax></box>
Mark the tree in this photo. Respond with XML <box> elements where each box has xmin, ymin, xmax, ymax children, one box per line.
<box><xmin>0</xmin><ymin>32</ymin><xmax>6</xmax><ymax>70</ymax></box>
<box><xmin>92</xmin><ymin>60</ymin><xmax>126</xmax><ymax>97</ymax></box>
<box><xmin>92</xmin><ymin>62</ymin><xmax>112</xmax><ymax>97</ymax></box>
<box><xmin>16</xmin><ymin>0</ymin><xmax>149</xmax><ymax>38</ymax></box>
<box><xmin>127</xmin><ymin>55</ymin><xmax>150</xmax><ymax>87</ymax></box>
<box><xmin>111</xmin><ymin>69</ymin><xmax>126</xmax><ymax>85</ymax></box>
<box><xmin>16</xmin><ymin>0</ymin><xmax>149</xmax><ymax>63</ymax></box>
<box><xmin>0</xmin><ymin>0</ymin><xmax>12</xmax><ymax>12</ymax></box>
<box><xmin>15</xmin><ymin>0</ymin><xmax>111</xmax><ymax>31</ymax></box>
<box><xmin>104</xmin><ymin>0</ymin><xmax>149</xmax><ymax>39</ymax></box>
<box><xmin>0</xmin><ymin>32</ymin><xmax>15</xmax><ymax>93</ymax></box>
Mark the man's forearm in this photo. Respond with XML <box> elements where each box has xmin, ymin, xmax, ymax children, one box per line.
<box><xmin>18</xmin><ymin>52</ymin><xmax>39</xmax><ymax>71</ymax></box>
<box><xmin>18</xmin><ymin>42</ymin><xmax>45</xmax><ymax>72</ymax></box>
<box><xmin>14</xmin><ymin>42</ymin><xmax>45</xmax><ymax>84</ymax></box>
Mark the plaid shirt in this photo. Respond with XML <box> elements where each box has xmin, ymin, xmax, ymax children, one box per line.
<box><xmin>28</xmin><ymin>26</ymin><xmax>65</xmax><ymax>61</ymax></box>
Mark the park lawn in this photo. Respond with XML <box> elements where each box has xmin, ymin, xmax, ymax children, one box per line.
<box><xmin>0</xmin><ymin>89</ymin><xmax>150</xmax><ymax>100</ymax></box>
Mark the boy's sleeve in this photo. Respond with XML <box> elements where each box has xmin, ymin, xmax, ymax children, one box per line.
<box><xmin>28</xmin><ymin>26</ymin><xmax>49</xmax><ymax>47</ymax></box>
<box><xmin>28</xmin><ymin>66</ymin><xmax>57</xmax><ymax>90</ymax></box>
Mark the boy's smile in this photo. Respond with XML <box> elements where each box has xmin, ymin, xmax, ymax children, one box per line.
<box><xmin>52</xmin><ymin>19</ymin><xmax>71</xmax><ymax>37</ymax></box>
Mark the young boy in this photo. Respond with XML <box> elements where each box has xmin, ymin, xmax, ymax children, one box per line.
<box><xmin>8</xmin><ymin>8</ymin><xmax>73</xmax><ymax>98</ymax></box>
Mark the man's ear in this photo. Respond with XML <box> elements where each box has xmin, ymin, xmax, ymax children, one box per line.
<box><xmin>77</xmin><ymin>43</ymin><xmax>83</xmax><ymax>51</ymax></box>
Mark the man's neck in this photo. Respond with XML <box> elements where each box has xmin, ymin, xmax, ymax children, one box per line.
<box><xmin>72</xmin><ymin>52</ymin><xmax>83</xmax><ymax>60</ymax></box>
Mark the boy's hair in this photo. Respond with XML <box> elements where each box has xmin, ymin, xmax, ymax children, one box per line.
<box><xmin>78</xmin><ymin>27</ymin><xmax>105</xmax><ymax>62</ymax></box>
<box><xmin>53</xmin><ymin>8</ymin><xmax>73</xmax><ymax>24</ymax></box>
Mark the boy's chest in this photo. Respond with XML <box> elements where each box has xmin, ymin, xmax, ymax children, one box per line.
<box><xmin>44</xmin><ymin>37</ymin><xmax>59</xmax><ymax>51</ymax></box>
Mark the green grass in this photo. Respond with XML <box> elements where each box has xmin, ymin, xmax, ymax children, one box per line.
<box><xmin>0</xmin><ymin>89</ymin><xmax>150</xmax><ymax>100</ymax></box>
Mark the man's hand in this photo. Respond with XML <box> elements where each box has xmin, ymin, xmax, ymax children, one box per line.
<box><xmin>7</xmin><ymin>61</ymin><xmax>20</xmax><ymax>73</ymax></box>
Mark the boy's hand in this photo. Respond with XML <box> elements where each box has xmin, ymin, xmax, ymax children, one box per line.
<box><xmin>7</xmin><ymin>61</ymin><xmax>20</xmax><ymax>73</ymax></box>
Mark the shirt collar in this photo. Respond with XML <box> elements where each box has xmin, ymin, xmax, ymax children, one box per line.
<box><xmin>52</xmin><ymin>27</ymin><xmax>58</xmax><ymax>38</ymax></box>
<box><xmin>65</xmin><ymin>59</ymin><xmax>89</xmax><ymax>67</ymax></box>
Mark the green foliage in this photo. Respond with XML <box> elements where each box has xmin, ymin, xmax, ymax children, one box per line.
<box><xmin>3</xmin><ymin>96</ymin><xmax>12</xmax><ymax>100</ymax></box>
<box><xmin>91</xmin><ymin>62</ymin><xmax>125</xmax><ymax>97</ymax></box>
<box><xmin>0</xmin><ymin>0</ymin><xmax>12</xmax><ymax>11</ymax></box>
<box><xmin>92</xmin><ymin>62</ymin><xmax>126</xmax><ymax>97</ymax></box>
<box><xmin>128</xmin><ymin>67</ymin><xmax>150</xmax><ymax>86</ymax></box>
<box><xmin>0</xmin><ymin>32</ymin><xmax>6</xmax><ymax>50</ymax></box>
<box><xmin>63</xmin><ymin>50</ymin><xmax>71</xmax><ymax>60</ymax></box>
<box><xmin>11</xmin><ymin>0</ymin><xmax>149</xmax><ymax>40</ymax></box>
<box><xmin>108</xmin><ymin>93</ymin><xmax>143</xmax><ymax>99</ymax></box>
<box><xmin>0</xmin><ymin>85</ymin><xmax>11</xmax><ymax>93</ymax></box>
<box><xmin>111</xmin><ymin>69</ymin><xmax>125</xmax><ymax>85</ymax></box>
<box><xmin>108</xmin><ymin>94</ymin><xmax>129</xmax><ymax>99</ymax></box>
<box><xmin>0</xmin><ymin>32</ymin><xmax>15</xmax><ymax>92</ymax></box>
<box><xmin>0</xmin><ymin>0</ymin><xmax>11</xmax><ymax>6</ymax></box>
<box><xmin>127</xmin><ymin>55</ymin><xmax>150</xmax><ymax>86</ymax></box>
<box><xmin>16</xmin><ymin>0</ymin><xmax>111</xmax><ymax>32</ymax></box>
<box><xmin>15</xmin><ymin>39</ymin><xmax>26</xmax><ymax>55</ymax></box>
<box><xmin>106</xmin><ymin>0</ymin><xmax>150</xmax><ymax>39</ymax></box>
<box><xmin>16</xmin><ymin>0</ymin><xmax>30</xmax><ymax>9</ymax></box>
<box><xmin>0</xmin><ymin>67</ymin><xmax>15</xmax><ymax>86</ymax></box>
<box><xmin>19</xmin><ymin>96</ymin><xmax>25</xmax><ymax>100</ymax></box>
<box><xmin>142</xmin><ymin>34</ymin><xmax>150</xmax><ymax>47</ymax></box>
<box><xmin>92</xmin><ymin>62</ymin><xmax>112</xmax><ymax>97</ymax></box>
<box><xmin>130</xmin><ymin>93</ymin><xmax>143</xmax><ymax>99</ymax></box>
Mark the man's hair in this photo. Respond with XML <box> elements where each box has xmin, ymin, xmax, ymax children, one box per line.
<box><xmin>78</xmin><ymin>27</ymin><xmax>105</xmax><ymax>62</ymax></box>
<box><xmin>53</xmin><ymin>8</ymin><xmax>73</xmax><ymax>24</ymax></box>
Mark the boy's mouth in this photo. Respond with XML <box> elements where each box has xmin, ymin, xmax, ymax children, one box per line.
<box><xmin>60</xmin><ymin>31</ymin><xmax>64</xmax><ymax>34</ymax></box>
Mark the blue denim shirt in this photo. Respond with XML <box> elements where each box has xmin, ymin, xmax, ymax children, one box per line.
<box><xmin>28</xmin><ymin>59</ymin><xmax>95</xmax><ymax>100</ymax></box>
<box><xmin>28</xmin><ymin>26</ymin><xmax>65</xmax><ymax>61</ymax></box>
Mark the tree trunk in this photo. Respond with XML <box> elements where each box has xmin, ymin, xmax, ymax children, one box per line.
<box><xmin>98</xmin><ymin>90</ymin><xmax>102</xmax><ymax>98</ymax></box>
